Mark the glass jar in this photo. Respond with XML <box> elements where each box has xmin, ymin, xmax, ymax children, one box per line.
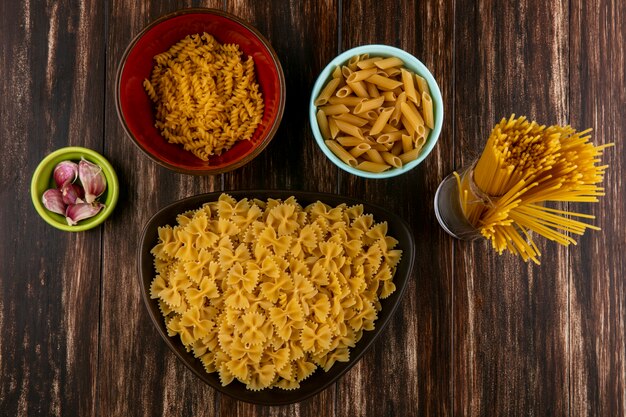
<box><xmin>433</xmin><ymin>163</ymin><xmax>484</xmax><ymax>240</ymax></box>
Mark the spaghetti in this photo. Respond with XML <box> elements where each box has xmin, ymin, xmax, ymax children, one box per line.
<box><xmin>454</xmin><ymin>115</ymin><xmax>612</xmax><ymax>264</ymax></box>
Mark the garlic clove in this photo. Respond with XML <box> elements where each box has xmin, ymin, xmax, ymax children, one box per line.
<box><xmin>78</xmin><ymin>158</ymin><xmax>107</xmax><ymax>204</ymax></box>
<box><xmin>65</xmin><ymin>202</ymin><xmax>105</xmax><ymax>226</ymax></box>
<box><xmin>42</xmin><ymin>189</ymin><xmax>66</xmax><ymax>215</ymax></box>
<box><xmin>61</xmin><ymin>182</ymin><xmax>85</xmax><ymax>205</ymax></box>
<box><xmin>53</xmin><ymin>160</ymin><xmax>79</xmax><ymax>188</ymax></box>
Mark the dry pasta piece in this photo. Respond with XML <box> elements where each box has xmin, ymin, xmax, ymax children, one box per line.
<box><xmin>347</xmin><ymin>68</ymin><xmax>378</xmax><ymax>83</ymax></box>
<box><xmin>334</xmin><ymin>119</ymin><xmax>364</xmax><ymax>139</ymax></box>
<box><xmin>354</xmin><ymin>96</ymin><xmax>385</xmax><ymax>114</ymax></box>
<box><xmin>401</xmin><ymin>68</ymin><xmax>418</xmax><ymax>104</ymax></box>
<box><xmin>316</xmin><ymin>109</ymin><xmax>331</xmax><ymax>140</ymax></box>
<box><xmin>366</xmin><ymin>74</ymin><xmax>403</xmax><ymax>90</ymax></box>
<box><xmin>374</xmin><ymin>56</ymin><xmax>403</xmax><ymax>69</ymax></box>
<box><xmin>144</xmin><ymin>33</ymin><xmax>264</xmax><ymax>161</ymax></box>
<box><xmin>356</xmin><ymin>161</ymin><xmax>391</xmax><ymax>173</ymax></box>
<box><xmin>314</xmin><ymin>77</ymin><xmax>341</xmax><ymax>106</ymax></box>
<box><xmin>421</xmin><ymin>92</ymin><xmax>434</xmax><ymax>128</ymax></box>
<box><xmin>347</xmin><ymin>80</ymin><xmax>369</xmax><ymax>98</ymax></box>
<box><xmin>325</xmin><ymin>140</ymin><xmax>358</xmax><ymax>168</ymax></box>
<box><xmin>150</xmin><ymin>194</ymin><xmax>402</xmax><ymax>390</ymax></box>
<box><xmin>319</xmin><ymin>104</ymin><xmax>350</xmax><ymax>116</ymax></box>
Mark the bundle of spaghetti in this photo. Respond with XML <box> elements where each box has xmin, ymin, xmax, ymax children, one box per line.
<box><xmin>454</xmin><ymin>115</ymin><xmax>612</xmax><ymax>264</ymax></box>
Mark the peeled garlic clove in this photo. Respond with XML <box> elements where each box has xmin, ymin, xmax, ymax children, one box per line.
<box><xmin>65</xmin><ymin>202</ymin><xmax>105</xmax><ymax>226</ymax></box>
<box><xmin>61</xmin><ymin>182</ymin><xmax>85</xmax><ymax>205</ymax></box>
<box><xmin>53</xmin><ymin>160</ymin><xmax>79</xmax><ymax>188</ymax></box>
<box><xmin>42</xmin><ymin>189</ymin><xmax>66</xmax><ymax>215</ymax></box>
<box><xmin>79</xmin><ymin>158</ymin><xmax>107</xmax><ymax>204</ymax></box>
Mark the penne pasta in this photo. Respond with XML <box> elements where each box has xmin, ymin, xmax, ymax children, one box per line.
<box><xmin>414</xmin><ymin>74</ymin><xmax>430</xmax><ymax>95</ymax></box>
<box><xmin>336</xmin><ymin>85</ymin><xmax>353</xmax><ymax>98</ymax></box>
<box><xmin>347</xmin><ymin>68</ymin><xmax>378</xmax><ymax>83</ymax></box>
<box><xmin>401</xmin><ymin>68</ymin><xmax>418</xmax><ymax>104</ymax></box>
<box><xmin>401</xmin><ymin>115</ymin><xmax>416</xmax><ymax>136</ymax></box>
<box><xmin>382</xmin><ymin>91</ymin><xmax>396</xmax><ymax>102</ymax></box>
<box><xmin>366</xmin><ymin>82</ymin><xmax>380</xmax><ymax>98</ymax></box>
<box><xmin>364</xmin><ymin>149</ymin><xmax>385</xmax><ymax>164</ymax></box>
<box><xmin>366</xmin><ymin>74</ymin><xmax>403</xmax><ymax>90</ymax></box>
<box><xmin>400</xmin><ymin>101</ymin><xmax>424</xmax><ymax>133</ymax></box>
<box><xmin>333</xmin><ymin>112</ymin><xmax>369</xmax><ymax>127</ymax></box>
<box><xmin>348</xmin><ymin>55</ymin><xmax>361</xmax><ymax>69</ymax></box>
<box><xmin>401</xmin><ymin>134</ymin><xmax>413</xmax><ymax>153</ymax></box>
<box><xmin>406</xmin><ymin>101</ymin><xmax>425</xmax><ymax>125</ymax></box>
<box><xmin>374</xmin><ymin>57</ymin><xmax>403</xmax><ymax>69</ymax></box>
<box><xmin>315</xmin><ymin>77</ymin><xmax>341</xmax><ymax>106</ymax></box>
<box><xmin>356</xmin><ymin>57</ymin><xmax>383</xmax><ymax>69</ymax></box>
<box><xmin>341</xmin><ymin>66</ymin><xmax>353</xmax><ymax>78</ymax></box>
<box><xmin>334</xmin><ymin>118</ymin><xmax>364</xmax><ymax>139</ymax></box>
<box><xmin>415</xmin><ymin>124</ymin><xmax>426</xmax><ymax>140</ymax></box>
<box><xmin>390</xmin><ymin>140</ymin><xmax>404</xmax><ymax>156</ymax></box>
<box><xmin>361</xmin><ymin>110</ymin><xmax>379</xmax><ymax>121</ymax></box>
<box><xmin>337</xmin><ymin>136</ymin><xmax>368</xmax><ymax>147</ymax></box>
<box><xmin>380</xmin><ymin>123</ymin><xmax>399</xmax><ymax>134</ymax></box>
<box><xmin>399</xmin><ymin>148</ymin><xmax>421</xmax><ymax>164</ymax></box>
<box><xmin>354</xmin><ymin>96</ymin><xmax>385</xmax><ymax>114</ymax></box>
<box><xmin>356</xmin><ymin>160</ymin><xmax>391</xmax><ymax>173</ymax></box>
<box><xmin>326</xmin><ymin>140</ymin><xmax>358</xmax><ymax>167</ymax></box>
<box><xmin>390</xmin><ymin>91</ymin><xmax>407</xmax><ymax>126</ymax></box>
<box><xmin>331</xmin><ymin>65</ymin><xmax>342</xmax><ymax>79</ymax></box>
<box><xmin>328</xmin><ymin>117</ymin><xmax>340</xmax><ymax>138</ymax></box>
<box><xmin>319</xmin><ymin>104</ymin><xmax>350</xmax><ymax>116</ymax></box>
<box><xmin>328</xmin><ymin>96</ymin><xmax>365</xmax><ymax>106</ymax></box>
<box><xmin>364</xmin><ymin>137</ymin><xmax>390</xmax><ymax>152</ymax></box>
<box><xmin>414</xmin><ymin>134</ymin><xmax>426</xmax><ymax>149</ymax></box>
<box><xmin>383</xmin><ymin>66</ymin><xmax>402</xmax><ymax>77</ymax></box>
<box><xmin>369</xmin><ymin>107</ymin><xmax>394</xmax><ymax>135</ymax></box>
<box><xmin>377</xmin><ymin>130</ymin><xmax>406</xmax><ymax>143</ymax></box>
<box><xmin>316</xmin><ymin>109</ymin><xmax>331</xmax><ymax>139</ymax></box>
<box><xmin>347</xmin><ymin>80</ymin><xmax>369</xmax><ymax>98</ymax></box>
<box><xmin>421</xmin><ymin>92</ymin><xmax>434</xmax><ymax>128</ymax></box>
<box><xmin>349</xmin><ymin>142</ymin><xmax>371</xmax><ymax>158</ymax></box>
<box><xmin>382</xmin><ymin>151</ymin><xmax>403</xmax><ymax>168</ymax></box>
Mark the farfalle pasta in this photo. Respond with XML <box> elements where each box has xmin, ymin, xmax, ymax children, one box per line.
<box><xmin>150</xmin><ymin>194</ymin><xmax>402</xmax><ymax>391</ymax></box>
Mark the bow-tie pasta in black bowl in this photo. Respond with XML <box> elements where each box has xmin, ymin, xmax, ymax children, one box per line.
<box><xmin>138</xmin><ymin>190</ymin><xmax>415</xmax><ymax>404</ymax></box>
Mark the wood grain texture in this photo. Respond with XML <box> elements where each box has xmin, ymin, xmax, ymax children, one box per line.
<box><xmin>0</xmin><ymin>1</ymin><xmax>104</xmax><ymax>416</ymax></box>
<box><xmin>453</xmin><ymin>0</ymin><xmax>570</xmax><ymax>415</ymax></box>
<box><xmin>1</xmin><ymin>0</ymin><xmax>625</xmax><ymax>416</ymax></box>
<box><xmin>569</xmin><ymin>1</ymin><xmax>626</xmax><ymax>416</ymax></box>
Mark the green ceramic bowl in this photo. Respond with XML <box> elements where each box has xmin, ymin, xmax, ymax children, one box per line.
<box><xmin>31</xmin><ymin>147</ymin><xmax>119</xmax><ymax>231</ymax></box>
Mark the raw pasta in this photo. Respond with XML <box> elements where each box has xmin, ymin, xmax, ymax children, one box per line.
<box><xmin>315</xmin><ymin>54</ymin><xmax>434</xmax><ymax>172</ymax></box>
<box><xmin>150</xmin><ymin>194</ymin><xmax>402</xmax><ymax>391</ymax></box>
<box><xmin>143</xmin><ymin>33</ymin><xmax>264</xmax><ymax>161</ymax></box>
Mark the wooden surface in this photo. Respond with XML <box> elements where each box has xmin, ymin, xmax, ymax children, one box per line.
<box><xmin>1</xmin><ymin>0</ymin><xmax>624</xmax><ymax>416</ymax></box>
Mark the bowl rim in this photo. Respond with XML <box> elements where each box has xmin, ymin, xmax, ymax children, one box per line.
<box><xmin>30</xmin><ymin>146</ymin><xmax>119</xmax><ymax>232</ymax></box>
<box><xmin>309</xmin><ymin>44</ymin><xmax>444</xmax><ymax>179</ymax></box>
<box><xmin>138</xmin><ymin>190</ymin><xmax>416</xmax><ymax>405</ymax></box>
<box><xmin>115</xmin><ymin>7</ymin><xmax>286</xmax><ymax>175</ymax></box>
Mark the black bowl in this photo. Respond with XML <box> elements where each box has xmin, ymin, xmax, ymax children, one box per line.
<box><xmin>138</xmin><ymin>190</ymin><xmax>416</xmax><ymax>405</ymax></box>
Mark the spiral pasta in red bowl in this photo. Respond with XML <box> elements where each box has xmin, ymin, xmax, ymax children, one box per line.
<box><xmin>138</xmin><ymin>190</ymin><xmax>416</xmax><ymax>404</ymax></box>
<box><xmin>116</xmin><ymin>8</ymin><xmax>285</xmax><ymax>175</ymax></box>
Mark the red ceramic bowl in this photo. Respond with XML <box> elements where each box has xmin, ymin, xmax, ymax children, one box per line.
<box><xmin>115</xmin><ymin>8</ymin><xmax>286</xmax><ymax>175</ymax></box>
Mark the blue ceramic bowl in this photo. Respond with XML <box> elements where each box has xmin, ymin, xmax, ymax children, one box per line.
<box><xmin>309</xmin><ymin>45</ymin><xmax>443</xmax><ymax>179</ymax></box>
